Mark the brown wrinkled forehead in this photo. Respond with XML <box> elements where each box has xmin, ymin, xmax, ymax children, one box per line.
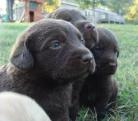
<box><xmin>98</xmin><ymin>28</ymin><xmax>118</xmax><ymax>47</ymax></box>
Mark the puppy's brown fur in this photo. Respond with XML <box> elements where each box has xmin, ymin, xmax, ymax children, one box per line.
<box><xmin>80</xmin><ymin>28</ymin><xmax>119</xmax><ymax>120</ymax></box>
<box><xmin>0</xmin><ymin>19</ymin><xmax>95</xmax><ymax>121</ymax></box>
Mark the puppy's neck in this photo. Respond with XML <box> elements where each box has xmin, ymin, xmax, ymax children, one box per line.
<box><xmin>7</xmin><ymin>63</ymin><xmax>31</xmax><ymax>76</ymax></box>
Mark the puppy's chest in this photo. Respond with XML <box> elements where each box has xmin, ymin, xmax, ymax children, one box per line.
<box><xmin>85</xmin><ymin>77</ymin><xmax>107</xmax><ymax>101</ymax></box>
<box><xmin>33</xmin><ymin>83</ymin><xmax>72</xmax><ymax>112</ymax></box>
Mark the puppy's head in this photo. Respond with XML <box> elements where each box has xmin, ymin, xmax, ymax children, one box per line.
<box><xmin>74</xmin><ymin>20</ymin><xmax>99</xmax><ymax>49</ymax></box>
<box><xmin>91</xmin><ymin>28</ymin><xmax>119</xmax><ymax>75</ymax></box>
<box><xmin>48</xmin><ymin>8</ymin><xmax>87</xmax><ymax>24</ymax></box>
<box><xmin>10</xmin><ymin>19</ymin><xmax>95</xmax><ymax>84</ymax></box>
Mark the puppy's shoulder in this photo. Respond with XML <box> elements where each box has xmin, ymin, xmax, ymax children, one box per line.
<box><xmin>0</xmin><ymin>64</ymin><xmax>15</xmax><ymax>89</ymax></box>
<box><xmin>0</xmin><ymin>65</ymin><xmax>9</xmax><ymax>78</ymax></box>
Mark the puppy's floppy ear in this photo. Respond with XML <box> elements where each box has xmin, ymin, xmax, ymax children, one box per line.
<box><xmin>10</xmin><ymin>31</ymin><xmax>34</xmax><ymax>70</ymax></box>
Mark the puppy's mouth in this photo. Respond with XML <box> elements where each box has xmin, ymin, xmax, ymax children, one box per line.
<box><xmin>96</xmin><ymin>63</ymin><xmax>117</xmax><ymax>75</ymax></box>
<box><xmin>65</xmin><ymin>69</ymin><xmax>89</xmax><ymax>80</ymax></box>
<box><xmin>53</xmin><ymin>69</ymin><xmax>89</xmax><ymax>84</ymax></box>
<box><xmin>63</xmin><ymin>62</ymin><xmax>95</xmax><ymax>80</ymax></box>
<box><xmin>52</xmin><ymin>58</ymin><xmax>96</xmax><ymax>83</ymax></box>
<box><xmin>54</xmin><ymin>62</ymin><xmax>95</xmax><ymax>81</ymax></box>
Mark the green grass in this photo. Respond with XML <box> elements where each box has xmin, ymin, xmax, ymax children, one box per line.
<box><xmin>0</xmin><ymin>23</ymin><xmax>29</xmax><ymax>65</ymax></box>
<box><xmin>0</xmin><ymin>23</ymin><xmax>138</xmax><ymax>121</ymax></box>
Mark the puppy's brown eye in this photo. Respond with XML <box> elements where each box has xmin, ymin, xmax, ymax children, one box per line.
<box><xmin>49</xmin><ymin>40</ymin><xmax>62</xmax><ymax>49</ymax></box>
<box><xmin>77</xmin><ymin>33</ymin><xmax>85</xmax><ymax>44</ymax></box>
<box><xmin>64</xmin><ymin>16</ymin><xmax>71</xmax><ymax>21</ymax></box>
<box><xmin>94</xmin><ymin>46</ymin><xmax>103</xmax><ymax>51</ymax></box>
<box><xmin>115</xmin><ymin>51</ymin><xmax>119</xmax><ymax>57</ymax></box>
<box><xmin>114</xmin><ymin>48</ymin><xmax>119</xmax><ymax>57</ymax></box>
<box><xmin>81</xmin><ymin>39</ymin><xmax>85</xmax><ymax>44</ymax></box>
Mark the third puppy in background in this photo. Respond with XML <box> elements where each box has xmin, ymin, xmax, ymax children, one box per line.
<box><xmin>80</xmin><ymin>28</ymin><xmax>119</xmax><ymax>120</ymax></box>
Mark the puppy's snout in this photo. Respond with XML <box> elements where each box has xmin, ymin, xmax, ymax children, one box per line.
<box><xmin>81</xmin><ymin>54</ymin><xmax>93</xmax><ymax>64</ymax></box>
<box><xmin>108</xmin><ymin>62</ymin><xmax>117</xmax><ymax>67</ymax></box>
<box><xmin>85</xmin><ymin>23</ymin><xmax>95</xmax><ymax>31</ymax></box>
<box><xmin>69</xmin><ymin>46</ymin><xmax>96</xmax><ymax>74</ymax></box>
<box><xmin>71</xmin><ymin>47</ymin><xmax>93</xmax><ymax>65</ymax></box>
<box><xmin>81</xmin><ymin>52</ymin><xmax>95</xmax><ymax>74</ymax></box>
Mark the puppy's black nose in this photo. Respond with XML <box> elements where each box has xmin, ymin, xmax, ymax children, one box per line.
<box><xmin>81</xmin><ymin>54</ymin><xmax>93</xmax><ymax>64</ymax></box>
<box><xmin>108</xmin><ymin>62</ymin><xmax>117</xmax><ymax>67</ymax></box>
<box><xmin>85</xmin><ymin>23</ymin><xmax>95</xmax><ymax>31</ymax></box>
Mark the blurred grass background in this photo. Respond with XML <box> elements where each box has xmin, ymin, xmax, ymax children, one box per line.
<box><xmin>0</xmin><ymin>23</ymin><xmax>138</xmax><ymax>121</ymax></box>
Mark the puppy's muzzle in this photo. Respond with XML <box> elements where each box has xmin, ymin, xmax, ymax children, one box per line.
<box><xmin>81</xmin><ymin>54</ymin><xmax>93</xmax><ymax>64</ymax></box>
<box><xmin>84</xmin><ymin>23</ymin><xmax>95</xmax><ymax>32</ymax></box>
<box><xmin>102</xmin><ymin>61</ymin><xmax>117</xmax><ymax>74</ymax></box>
<box><xmin>108</xmin><ymin>62</ymin><xmax>117</xmax><ymax>71</ymax></box>
<box><xmin>84</xmin><ymin>23</ymin><xmax>98</xmax><ymax>49</ymax></box>
<box><xmin>80</xmin><ymin>53</ymin><xmax>96</xmax><ymax>74</ymax></box>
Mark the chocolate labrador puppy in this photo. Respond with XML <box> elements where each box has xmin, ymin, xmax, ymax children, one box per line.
<box><xmin>80</xmin><ymin>28</ymin><xmax>119</xmax><ymax>120</ymax></box>
<box><xmin>48</xmin><ymin>8</ymin><xmax>98</xmax><ymax>120</ymax></box>
<box><xmin>0</xmin><ymin>19</ymin><xmax>95</xmax><ymax>121</ymax></box>
<box><xmin>48</xmin><ymin>7</ymin><xmax>99</xmax><ymax>49</ymax></box>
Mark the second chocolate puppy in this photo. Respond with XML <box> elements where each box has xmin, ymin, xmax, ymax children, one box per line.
<box><xmin>80</xmin><ymin>28</ymin><xmax>119</xmax><ymax>120</ymax></box>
